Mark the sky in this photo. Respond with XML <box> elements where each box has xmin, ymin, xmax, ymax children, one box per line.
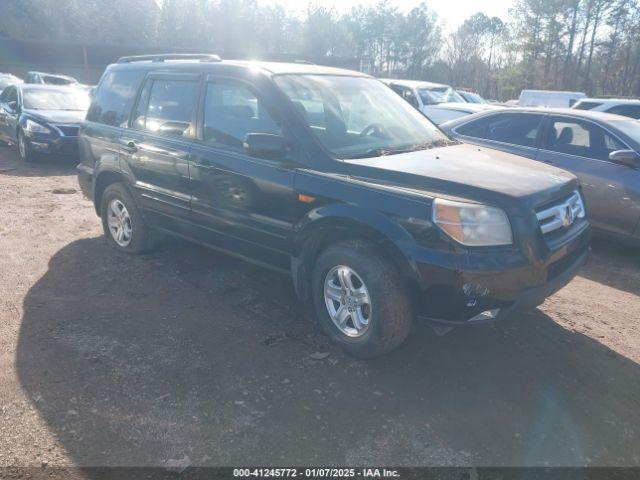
<box><xmin>257</xmin><ymin>0</ymin><xmax>514</xmax><ymax>32</ymax></box>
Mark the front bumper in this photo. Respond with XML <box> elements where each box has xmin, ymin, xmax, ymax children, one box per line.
<box><xmin>25</xmin><ymin>133</ymin><xmax>78</xmax><ymax>156</ymax></box>
<box><xmin>413</xmin><ymin>222</ymin><xmax>590</xmax><ymax>325</ymax></box>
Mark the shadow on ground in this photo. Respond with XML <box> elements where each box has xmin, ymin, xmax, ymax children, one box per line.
<box><xmin>0</xmin><ymin>144</ymin><xmax>78</xmax><ymax>178</ymax></box>
<box><xmin>16</xmin><ymin>236</ymin><xmax>640</xmax><ymax>467</ymax></box>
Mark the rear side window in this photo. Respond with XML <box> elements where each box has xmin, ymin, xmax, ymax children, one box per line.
<box><xmin>203</xmin><ymin>81</ymin><xmax>280</xmax><ymax>149</ymax></box>
<box><xmin>456</xmin><ymin>113</ymin><xmax>544</xmax><ymax>148</ymax></box>
<box><xmin>87</xmin><ymin>69</ymin><xmax>145</xmax><ymax>127</ymax></box>
<box><xmin>141</xmin><ymin>79</ymin><xmax>199</xmax><ymax>138</ymax></box>
<box><xmin>605</xmin><ymin>104</ymin><xmax>640</xmax><ymax>119</ymax></box>
<box><xmin>543</xmin><ymin>116</ymin><xmax>627</xmax><ymax>161</ymax></box>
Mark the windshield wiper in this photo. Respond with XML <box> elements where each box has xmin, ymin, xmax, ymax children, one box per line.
<box><xmin>343</xmin><ymin>146</ymin><xmax>415</xmax><ymax>159</ymax></box>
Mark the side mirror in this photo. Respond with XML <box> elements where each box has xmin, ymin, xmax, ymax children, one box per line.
<box><xmin>609</xmin><ymin>149</ymin><xmax>640</xmax><ymax>168</ymax></box>
<box><xmin>243</xmin><ymin>133</ymin><xmax>289</xmax><ymax>159</ymax></box>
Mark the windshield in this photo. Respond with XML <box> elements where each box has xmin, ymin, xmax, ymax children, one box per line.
<box><xmin>43</xmin><ymin>76</ymin><xmax>76</xmax><ymax>86</ymax></box>
<box><xmin>23</xmin><ymin>89</ymin><xmax>90</xmax><ymax>111</ymax></box>
<box><xmin>274</xmin><ymin>75</ymin><xmax>450</xmax><ymax>159</ymax></box>
<box><xmin>418</xmin><ymin>86</ymin><xmax>465</xmax><ymax>105</ymax></box>
<box><xmin>461</xmin><ymin>92</ymin><xmax>487</xmax><ymax>104</ymax></box>
<box><xmin>610</xmin><ymin>119</ymin><xmax>640</xmax><ymax>144</ymax></box>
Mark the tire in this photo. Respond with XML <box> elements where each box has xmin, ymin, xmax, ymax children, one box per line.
<box><xmin>100</xmin><ymin>183</ymin><xmax>155</xmax><ymax>254</ymax></box>
<box><xmin>17</xmin><ymin>129</ymin><xmax>36</xmax><ymax>163</ymax></box>
<box><xmin>312</xmin><ymin>240</ymin><xmax>412</xmax><ymax>358</ymax></box>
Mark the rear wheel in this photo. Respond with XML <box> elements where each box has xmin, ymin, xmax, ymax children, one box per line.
<box><xmin>100</xmin><ymin>183</ymin><xmax>155</xmax><ymax>254</ymax></box>
<box><xmin>312</xmin><ymin>240</ymin><xmax>412</xmax><ymax>358</ymax></box>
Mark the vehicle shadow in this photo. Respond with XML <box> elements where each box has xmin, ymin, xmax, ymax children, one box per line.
<box><xmin>0</xmin><ymin>144</ymin><xmax>78</xmax><ymax>178</ymax></box>
<box><xmin>578</xmin><ymin>237</ymin><xmax>640</xmax><ymax>297</ymax></box>
<box><xmin>15</xmin><ymin>237</ymin><xmax>640</xmax><ymax>468</ymax></box>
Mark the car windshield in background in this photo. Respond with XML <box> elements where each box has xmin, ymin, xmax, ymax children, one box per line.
<box><xmin>609</xmin><ymin>118</ymin><xmax>640</xmax><ymax>142</ymax></box>
<box><xmin>419</xmin><ymin>86</ymin><xmax>465</xmax><ymax>105</ymax></box>
<box><xmin>23</xmin><ymin>89</ymin><xmax>90</xmax><ymax>111</ymax></box>
<box><xmin>462</xmin><ymin>92</ymin><xmax>487</xmax><ymax>104</ymax></box>
<box><xmin>274</xmin><ymin>75</ymin><xmax>450</xmax><ymax>159</ymax></box>
<box><xmin>43</xmin><ymin>76</ymin><xmax>76</xmax><ymax>86</ymax></box>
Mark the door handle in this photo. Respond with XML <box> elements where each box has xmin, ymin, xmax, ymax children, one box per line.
<box><xmin>122</xmin><ymin>141</ymin><xmax>138</xmax><ymax>154</ymax></box>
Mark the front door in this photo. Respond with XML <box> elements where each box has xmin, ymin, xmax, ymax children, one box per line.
<box><xmin>189</xmin><ymin>77</ymin><xmax>298</xmax><ymax>271</ymax></box>
<box><xmin>120</xmin><ymin>73</ymin><xmax>200</xmax><ymax>229</ymax></box>
<box><xmin>0</xmin><ymin>86</ymin><xmax>20</xmax><ymax>143</ymax></box>
<box><xmin>537</xmin><ymin>115</ymin><xmax>640</xmax><ymax>236</ymax></box>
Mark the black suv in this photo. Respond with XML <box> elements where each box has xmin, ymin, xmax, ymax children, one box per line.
<box><xmin>77</xmin><ymin>54</ymin><xmax>590</xmax><ymax>357</ymax></box>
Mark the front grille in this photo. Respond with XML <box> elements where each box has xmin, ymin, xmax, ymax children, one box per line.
<box><xmin>56</xmin><ymin>125</ymin><xmax>80</xmax><ymax>137</ymax></box>
<box><xmin>536</xmin><ymin>191</ymin><xmax>585</xmax><ymax>235</ymax></box>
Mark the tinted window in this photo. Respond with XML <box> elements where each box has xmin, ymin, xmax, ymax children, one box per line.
<box><xmin>606</xmin><ymin>104</ymin><xmax>640</xmax><ymax>120</ymax></box>
<box><xmin>456</xmin><ymin>113</ymin><xmax>544</xmax><ymax>147</ymax></box>
<box><xmin>203</xmin><ymin>82</ymin><xmax>281</xmax><ymax>148</ymax></box>
<box><xmin>87</xmin><ymin>69</ymin><xmax>145</xmax><ymax>127</ymax></box>
<box><xmin>142</xmin><ymin>79</ymin><xmax>199</xmax><ymax>138</ymax></box>
<box><xmin>544</xmin><ymin>116</ymin><xmax>626</xmax><ymax>161</ymax></box>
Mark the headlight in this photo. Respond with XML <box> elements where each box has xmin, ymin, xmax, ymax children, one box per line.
<box><xmin>433</xmin><ymin>198</ymin><xmax>513</xmax><ymax>246</ymax></box>
<box><xmin>24</xmin><ymin>119</ymin><xmax>52</xmax><ymax>134</ymax></box>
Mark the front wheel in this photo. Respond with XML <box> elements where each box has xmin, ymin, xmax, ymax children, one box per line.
<box><xmin>312</xmin><ymin>240</ymin><xmax>413</xmax><ymax>358</ymax></box>
<box><xmin>17</xmin><ymin>130</ymin><xmax>36</xmax><ymax>162</ymax></box>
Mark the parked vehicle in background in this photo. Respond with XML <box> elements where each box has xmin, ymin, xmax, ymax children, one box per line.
<box><xmin>382</xmin><ymin>79</ymin><xmax>466</xmax><ymax>114</ymax></box>
<box><xmin>441</xmin><ymin>108</ymin><xmax>640</xmax><ymax>245</ymax></box>
<box><xmin>0</xmin><ymin>73</ymin><xmax>23</xmax><ymax>95</ymax></box>
<box><xmin>77</xmin><ymin>55</ymin><xmax>590</xmax><ymax>357</ymax></box>
<box><xmin>0</xmin><ymin>84</ymin><xmax>90</xmax><ymax>162</ymax></box>
<box><xmin>518</xmin><ymin>90</ymin><xmax>586</xmax><ymax>108</ymax></box>
<box><xmin>25</xmin><ymin>71</ymin><xmax>79</xmax><ymax>86</ymax></box>
<box><xmin>421</xmin><ymin>102</ymin><xmax>498</xmax><ymax>125</ymax></box>
<box><xmin>572</xmin><ymin>98</ymin><xmax>640</xmax><ymax>119</ymax></box>
<box><xmin>457</xmin><ymin>89</ymin><xmax>488</xmax><ymax>104</ymax></box>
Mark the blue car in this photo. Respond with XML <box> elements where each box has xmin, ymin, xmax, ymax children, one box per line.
<box><xmin>0</xmin><ymin>84</ymin><xmax>90</xmax><ymax>162</ymax></box>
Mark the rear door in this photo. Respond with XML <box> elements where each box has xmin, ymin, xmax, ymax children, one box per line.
<box><xmin>537</xmin><ymin>115</ymin><xmax>640</xmax><ymax>236</ymax></box>
<box><xmin>120</xmin><ymin>73</ymin><xmax>200</xmax><ymax>228</ymax></box>
<box><xmin>189</xmin><ymin>76</ymin><xmax>298</xmax><ymax>270</ymax></box>
<box><xmin>451</xmin><ymin>111</ymin><xmax>546</xmax><ymax>159</ymax></box>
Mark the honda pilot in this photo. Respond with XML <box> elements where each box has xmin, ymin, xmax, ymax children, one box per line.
<box><xmin>77</xmin><ymin>54</ymin><xmax>590</xmax><ymax>357</ymax></box>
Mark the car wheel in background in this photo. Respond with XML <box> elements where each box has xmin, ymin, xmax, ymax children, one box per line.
<box><xmin>17</xmin><ymin>130</ymin><xmax>36</xmax><ymax>162</ymax></box>
<box><xmin>312</xmin><ymin>240</ymin><xmax>413</xmax><ymax>358</ymax></box>
<box><xmin>100</xmin><ymin>183</ymin><xmax>155</xmax><ymax>254</ymax></box>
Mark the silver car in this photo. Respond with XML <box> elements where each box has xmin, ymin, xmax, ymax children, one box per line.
<box><xmin>441</xmin><ymin>108</ymin><xmax>640</xmax><ymax>245</ymax></box>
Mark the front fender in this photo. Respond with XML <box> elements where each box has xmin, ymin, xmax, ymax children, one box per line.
<box><xmin>291</xmin><ymin>203</ymin><xmax>424</xmax><ymax>300</ymax></box>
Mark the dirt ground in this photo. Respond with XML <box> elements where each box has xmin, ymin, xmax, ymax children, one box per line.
<box><xmin>0</xmin><ymin>144</ymin><xmax>639</xmax><ymax>468</ymax></box>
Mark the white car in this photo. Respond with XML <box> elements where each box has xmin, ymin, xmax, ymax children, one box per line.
<box><xmin>518</xmin><ymin>90</ymin><xmax>586</xmax><ymax>108</ymax></box>
<box><xmin>381</xmin><ymin>78</ymin><xmax>466</xmax><ymax>115</ymax></box>
<box><xmin>572</xmin><ymin>98</ymin><xmax>640</xmax><ymax>120</ymax></box>
<box><xmin>420</xmin><ymin>102</ymin><xmax>499</xmax><ymax>125</ymax></box>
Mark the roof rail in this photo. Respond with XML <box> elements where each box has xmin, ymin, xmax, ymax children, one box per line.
<box><xmin>117</xmin><ymin>54</ymin><xmax>222</xmax><ymax>64</ymax></box>
<box><xmin>292</xmin><ymin>59</ymin><xmax>314</xmax><ymax>65</ymax></box>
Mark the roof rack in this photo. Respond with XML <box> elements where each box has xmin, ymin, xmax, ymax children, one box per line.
<box><xmin>117</xmin><ymin>54</ymin><xmax>222</xmax><ymax>64</ymax></box>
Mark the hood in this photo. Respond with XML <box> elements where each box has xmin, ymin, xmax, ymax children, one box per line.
<box><xmin>346</xmin><ymin>143</ymin><xmax>577</xmax><ymax>203</ymax></box>
<box><xmin>24</xmin><ymin>109</ymin><xmax>86</xmax><ymax>124</ymax></box>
